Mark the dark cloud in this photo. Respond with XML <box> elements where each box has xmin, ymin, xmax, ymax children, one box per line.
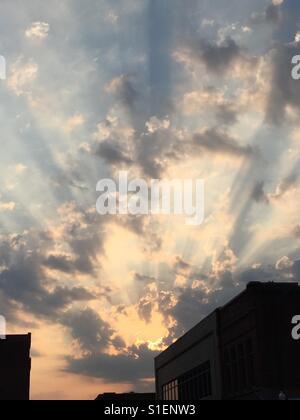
<box><xmin>136</xmin><ymin>127</ymin><xmax>182</xmax><ymax>178</ymax></box>
<box><xmin>0</xmin><ymin>241</ymin><xmax>96</xmax><ymax>315</ymax></box>
<box><xmin>43</xmin><ymin>255</ymin><xmax>77</xmax><ymax>274</ymax></box>
<box><xmin>216</xmin><ymin>103</ymin><xmax>239</xmax><ymax>125</ymax></box>
<box><xmin>0</xmin><ymin>253</ymin><xmax>95</xmax><ymax>319</ymax></box>
<box><xmin>251</xmin><ymin>3</ymin><xmax>283</xmax><ymax>25</ymax></box>
<box><xmin>64</xmin><ymin>208</ymin><xmax>105</xmax><ymax>276</ymax></box>
<box><xmin>174</xmin><ymin>257</ymin><xmax>191</xmax><ymax>272</ymax></box>
<box><xmin>266</xmin><ymin>42</ymin><xmax>300</xmax><ymax>125</ymax></box>
<box><xmin>0</xmin><ymin>206</ymin><xmax>104</xmax><ymax>321</ymax></box>
<box><xmin>166</xmin><ymin>258</ymin><xmax>300</xmax><ymax>336</ymax></box>
<box><xmin>265</xmin><ymin>4</ymin><xmax>282</xmax><ymax>23</ymax></box>
<box><xmin>184</xmin><ymin>37</ymin><xmax>243</xmax><ymax>74</ymax></box>
<box><xmin>252</xmin><ymin>181</ymin><xmax>269</xmax><ymax>204</ymax></box>
<box><xmin>66</xmin><ymin>343</ymin><xmax>158</xmax><ymax>384</ymax></box>
<box><xmin>95</xmin><ymin>140</ymin><xmax>133</xmax><ymax>166</ymax></box>
<box><xmin>272</xmin><ymin>170</ymin><xmax>299</xmax><ymax>199</ymax></box>
<box><xmin>292</xmin><ymin>260</ymin><xmax>300</xmax><ymax>279</ymax></box>
<box><xmin>61</xmin><ymin>308</ymin><xmax>115</xmax><ymax>353</ymax></box>
<box><xmin>106</xmin><ymin>75</ymin><xmax>138</xmax><ymax>111</ymax></box>
<box><xmin>137</xmin><ymin>298</ymin><xmax>153</xmax><ymax>324</ymax></box>
<box><xmin>193</xmin><ymin>128</ymin><xmax>254</xmax><ymax>158</ymax></box>
<box><xmin>64</xmin><ymin>257</ymin><xmax>300</xmax><ymax>384</ymax></box>
<box><xmin>134</xmin><ymin>273</ymin><xmax>156</xmax><ymax>283</ymax></box>
<box><xmin>111</xmin><ymin>336</ymin><xmax>127</xmax><ymax>350</ymax></box>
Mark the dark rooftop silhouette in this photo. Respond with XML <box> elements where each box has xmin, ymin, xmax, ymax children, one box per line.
<box><xmin>0</xmin><ymin>334</ymin><xmax>31</xmax><ymax>401</ymax></box>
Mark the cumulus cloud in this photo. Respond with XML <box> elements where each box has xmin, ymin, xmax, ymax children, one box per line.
<box><xmin>1</xmin><ymin>0</ymin><xmax>300</xmax><ymax>396</ymax></box>
<box><xmin>276</xmin><ymin>256</ymin><xmax>293</xmax><ymax>270</ymax></box>
<box><xmin>105</xmin><ymin>75</ymin><xmax>138</xmax><ymax>110</ymax></box>
<box><xmin>174</xmin><ymin>36</ymin><xmax>257</xmax><ymax>78</ymax></box>
<box><xmin>0</xmin><ymin>242</ymin><xmax>95</xmax><ymax>319</ymax></box>
<box><xmin>0</xmin><ymin>202</ymin><xmax>106</xmax><ymax>322</ymax></box>
<box><xmin>7</xmin><ymin>58</ymin><xmax>38</xmax><ymax>96</ymax></box>
<box><xmin>138</xmin><ymin>297</ymin><xmax>153</xmax><ymax>324</ymax></box>
<box><xmin>25</xmin><ymin>22</ymin><xmax>50</xmax><ymax>40</ymax></box>
<box><xmin>271</xmin><ymin>171</ymin><xmax>299</xmax><ymax>199</ymax></box>
<box><xmin>0</xmin><ymin>201</ymin><xmax>16</xmax><ymax>211</ymax></box>
<box><xmin>168</xmin><ymin>257</ymin><xmax>300</xmax><ymax>336</ymax></box>
<box><xmin>180</xmin><ymin>87</ymin><xmax>240</xmax><ymax>125</ymax></box>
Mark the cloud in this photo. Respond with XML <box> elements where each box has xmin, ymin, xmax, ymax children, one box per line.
<box><xmin>95</xmin><ymin>140</ymin><xmax>133</xmax><ymax>166</ymax></box>
<box><xmin>43</xmin><ymin>254</ymin><xmax>81</xmax><ymax>274</ymax></box>
<box><xmin>54</xmin><ymin>203</ymin><xmax>105</xmax><ymax>276</ymax></box>
<box><xmin>0</xmin><ymin>202</ymin><xmax>16</xmax><ymax>211</ymax></box>
<box><xmin>180</xmin><ymin>87</ymin><xmax>240</xmax><ymax>125</ymax></box>
<box><xmin>276</xmin><ymin>256</ymin><xmax>293</xmax><ymax>270</ymax></box>
<box><xmin>64</xmin><ymin>114</ymin><xmax>85</xmax><ymax>133</ymax></box>
<box><xmin>134</xmin><ymin>273</ymin><xmax>156</xmax><ymax>283</ymax></box>
<box><xmin>251</xmin><ymin>3</ymin><xmax>283</xmax><ymax>25</ymax></box>
<box><xmin>0</xmin><ymin>253</ymin><xmax>95</xmax><ymax>319</ymax></box>
<box><xmin>216</xmin><ymin>103</ymin><xmax>239</xmax><ymax>125</ymax></box>
<box><xmin>135</xmin><ymin>118</ymin><xmax>182</xmax><ymax>178</ymax></box>
<box><xmin>169</xmin><ymin>258</ymin><xmax>300</xmax><ymax>335</ymax></box>
<box><xmin>193</xmin><ymin>128</ymin><xmax>254</xmax><ymax>158</ymax></box>
<box><xmin>252</xmin><ymin>181</ymin><xmax>269</xmax><ymax>204</ymax></box>
<box><xmin>105</xmin><ymin>10</ymin><xmax>119</xmax><ymax>25</ymax></box>
<box><xmin>25</xmin><ymin>22</ymin><xmax>50</xmax><ymax>40</ymax></box>
<box><xmin>266</xmin><ymin>42</ymin><xmax>300</xmax><ymax>125</ymax></box>
<box><xmin>175</xmin><ymin>37</ymin><xmax>250</xmax><ymax>76</ymax></box>
<box><xmin>7</xmin><ymin>58</ymin><xmax>38</xmax><ymax>96</ymax></box>
<box><xmin>146</xmin><ymin>117</ymin><xmax>171</xmax><ymax>133</ymax></box>
<box><xmin>117</xmin><ymin>215</ymin><xmax>162</xmax><ymax>253</ymax></box>
<box><xmin>293</xmin><ymin>225</ymin><xmax>300</xmax><ymax>238</ymax></box>
<box><xmin>61</xmin><ymin>308</ymin><xmax>115</xmax><ymax>353</ymax></box>
<box><xmin>196</xmin><ymin>37</ymin><xmax>242</xmax><ymax>73</ymax></box>
<box><xmin>66</xmin><ymin>343</ymin><xmax>158</xmax><ymax>384</ymax></box>
<box><xmin>0</xmin><ymin>204</ymin><xmax>105</xmax><ymax>320</ymax></box>
<box><xmin>105</xmin><ymin>75</ymin><xmax>138</xmax><ymax>111</ymax></box>
<box><xmin>138</xmin><ymin>297</ymin><xmax>153</xmax><ymax>323</ymax></box>
<box><xmin>271</xmin><ymin>170</ymin><xmax>299</xmax><ymax>199</ymax></box>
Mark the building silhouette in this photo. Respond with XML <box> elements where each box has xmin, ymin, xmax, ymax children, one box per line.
<box><xmin>155</xmin><ymin>282</ymin><xmax>300</xmax><ymax>400</ymax></box>
<box><xmin>0</xmin><ymin>334</ymin><xmax>31</xmax><ymax>400</ymax></box>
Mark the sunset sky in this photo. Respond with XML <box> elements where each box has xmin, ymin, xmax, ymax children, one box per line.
<box><xmin>1</xmin><ymin>0</ymin><xmax>300</xmax><ymax>400</ymax></box>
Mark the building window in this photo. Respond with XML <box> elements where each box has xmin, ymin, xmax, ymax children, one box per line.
<box><xmin>163</xmin><ymin>379</ymin><xmax>178</xmax><ymax>401</ymax></box>
<box><xmin>162</xmin><ymin>361</ymin><xmax>212</xmax><ymax>401</ymax></box>
<box><xmin>223</xmin><ymin>338</ymin><xmax>256</xmax><ymax>398</ymax></box>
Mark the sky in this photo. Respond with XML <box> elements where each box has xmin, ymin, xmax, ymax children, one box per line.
<box><xmin>0</xmin><ymin>0</ymin><xmax>300</xmax><ymax>400</ymax></box>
